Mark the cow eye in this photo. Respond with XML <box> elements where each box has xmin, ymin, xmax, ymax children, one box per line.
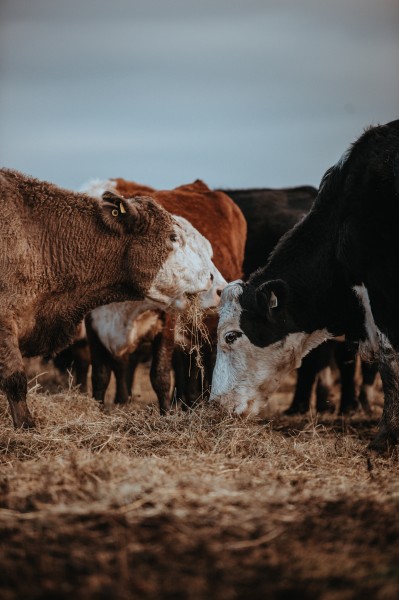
<box><xmin>225</xmin><ymin>331</ymin><xmax>242</xmax><ymax>345</ymax></box>
<box><xmin>170</xmin><ymin>233</ymin><xmax>178</xmax><ymax>243</ymax></box>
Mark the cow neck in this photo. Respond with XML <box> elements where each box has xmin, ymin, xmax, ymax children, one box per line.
<box><xmin>250</xmin><ymin>206</ymin><xmax>350</xmax><ymax>336</ymax></box>
<box><xmin>32</xmin><ymin>192</ymin><xmax>143</xmax><ymax>307</ymax></box>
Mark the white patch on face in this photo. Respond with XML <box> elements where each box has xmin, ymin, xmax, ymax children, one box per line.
<box><xmin>210</xmin><ymin>282</ymin><xmax>331</xmax><ymax>416</ymax></box>
<box><xmin>91</xmin><ymin>300</ymin><xmax>162</xmax><ymax>356</ymax></box>
<box><xmin>81</xmin><ymin>181</ymin><xmax>225</xmax><ymax>309</ymax></box>
<box><xmin>198</xmin><ymin>266</ymin><xmax>227</xmax><ymax>310</ymax></box>
<box><xmin>146</xmin><ymin>216</ymin><xmax>219</xmax><ymax>308</ymax></box>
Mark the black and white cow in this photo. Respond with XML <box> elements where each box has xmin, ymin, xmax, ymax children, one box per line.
<box><xmin>219</xmin><ymin>185</ymin><xmax>370</xmax><ymax>415</ymax></box>
<box><xmin>211</xmin><ymin>119</ymin><xmax>399</xmax><ymax>453</ymax></box>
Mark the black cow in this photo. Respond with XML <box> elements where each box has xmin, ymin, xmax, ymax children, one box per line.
<box><xmin>218</xmin><ymin>186</ymin><xmax>318</xmax><ymax>277</ymax></box>
<box><xmin>211</xmin><ymin>119</ymin><xmax>399</xmax><ymax>453</ymax></box>
<box><xmin>218</xmin><ymin>185</ymin><xmax>365</xmax><ymax>415</ymax></box>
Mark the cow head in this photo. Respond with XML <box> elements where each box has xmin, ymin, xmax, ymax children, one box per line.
<box><xmin>210</xmin><ymin>280</ymin><xmax>329</xmax><ymax>416</ymax></box>
<box><xmin>100</xmin><ymin>191</ymin><xmax>219</xmax><ymax>308</ymax></box>
<box><xmin>149</xmin><ymin>215</ymin><xmax>227</xmax><ymax>310</ymax></box>
<box><xmin>165</xmin><ymin>216</ymin><xmax>227</xmax><ymax>311</ymax></box>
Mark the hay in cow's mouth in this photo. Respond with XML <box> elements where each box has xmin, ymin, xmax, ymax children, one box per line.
<box><xmin>174</xmin><ymin>294</ymin><xmax>212</xmax><ymax>378</ymax></box>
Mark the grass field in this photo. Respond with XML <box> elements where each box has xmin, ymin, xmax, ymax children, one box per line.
<box><xmin>0</xmin><ymin>357</ymin><xmax>398</xmax><ymax>600</ymax></box>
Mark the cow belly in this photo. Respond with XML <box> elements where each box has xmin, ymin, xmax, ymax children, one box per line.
<box><xmin>19</xmin><ymin>315</ymin><xmax>82</xmax><ymax>357</ymax></box>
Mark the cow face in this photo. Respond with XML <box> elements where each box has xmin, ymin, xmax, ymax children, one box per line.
<box><xmin>196</xmin><ymin>265</ymin><xmax>227</xmax><ymax>310</ymax></box>
<box><xmin>169</xmin><ymin>222</ymin><xmax>227</xmax><ymax>311</ymax></box>
<box><xmin>189</xmin><ymin>230</ymin><xmax>227</xmax><ymax>310</ymax></box>
<box><xmin>210</xmin><ymin>280</ymin><xmax>329</xmax><ymax>416</ymax></box>
<box><xmin>101</xmin><ymin>192</ymin><xmax>218</xmax><ymax>307</ymax></box>
<box><xmin>146</xmin><ymin>215</ymin><xmax>221</xmax><ymax>309</ymax></box>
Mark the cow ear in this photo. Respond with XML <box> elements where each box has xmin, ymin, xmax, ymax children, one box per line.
<box><xmin>256</xmin><ymin>279</ymin><xmax>289</xmax><ymax>315</ymax></box>
<box><xmin>100</xmin><ymin>191</ymin><xmax>139</xmax><ymax>233</ymax></box>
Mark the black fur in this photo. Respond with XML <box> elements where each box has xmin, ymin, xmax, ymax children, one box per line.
<box><xmin>234</xmin><ymin>120</ymin><xmax>399</xmax><ymax>451</ymax></box>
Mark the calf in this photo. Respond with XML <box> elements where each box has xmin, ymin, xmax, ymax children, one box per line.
<box><xmin>85</xmin><ymin>307</ymin><xmax>163</xmax><ymax>405</ymax></box>
<box><xmin>0</xmin><ymin>168</ymin><xmax>218</xmax><ymax>428</ymax></box>
<box><xmin>211</xmin><ymin>119</ymin><xmax>399</xmax><ymax>453</ymax></box>
<box><xmin>82</xmin><ymin>178</ymin><xmax>246</xmax><ymax>411</ymax></box>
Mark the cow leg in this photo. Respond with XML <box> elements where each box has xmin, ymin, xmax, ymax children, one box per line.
<box><xmin>285</xmin><ymin>352</ymin><xmax>322</xmax><ymax>415</ymax></box>
<box><xmin>188</xmin><ymin>343</ymin><xmax>216</xmax><ymax>407</ymax></box>
<box><xmin>112</xmin><ymin>354</ymin><xmax>135</xmax><ymax>405</ymax></box>
<box><xmin>285</xmin><ymin>343</ymin><xmax>335</xmax><ymax>415</ymax></box>
<box><xmin>183</xmin><ymin>358</ymin><xmax>203</xmax><ymax>409</ymax></box>
<box><xmin>314</xmin><ymin>342</ymin><xmax>337</xmax><ymax>413</ymax></box>
<box><xmin>172</xmin><ymin>347</ymin><xmax>186</xmax><ymax>407</ymax></box>
<box><xmin>173</xmin><ymin>343</ymin><xmax>213</xmax><ymax>410</ymax></box>
<box><xmin>284</xmin><ymin>361</ymin><xmax>315</xmax><ymax>414</ymax></box>
<box><xmin>368</xmin><ymin>353</ymin><xmax>399</xmax><ymax>454</ymax></box>
<box><xmin>75</xmin><ymin>362</ymin><xmax>89</xmax><ymax>393</ymax></box>
<box><xmin>202</xmin><ymin>343</ymin><xmax>216</xmax><ymax>398</ymax></box>
<box><xmin>0</xmin><ymin>320</ymin><xmax>34</xmax><ymax>428</ymax></box>
<box><xmin>126</xmin><ymin>352</ymin><xmax>140</xmax><ymax>398</ymax></box>
<box><xmin>91</xmin><ymin>351</ymin><xmax>112</xmax><ymax>403</ymax></box>
<box><xmin>335</xmin><ymin>342</ymin><xmax>359</xmax><ymax>414</ymax></box>
<box><xmin>315</xmin><ymin>366</ymin><xmax>335</xmax><ymax>413</ymax></box>
<box><xmin>85</xmin><ymin>316</ymin><xmax>112</xmax><ymax>404</ymax></box>
<box><xmin>73</xmin><ymin>340</ymin><xmax>91</xmax><ymax>393</ymax></box>
<box><xmin>358</xmin><ymin>360</ymin><xmax>378</xmax><ymax>415</ymax></box>
<box><xmin>150</xmin><ymin>330</ymin><xmax>174</xmax><ymax>415</ymax></box>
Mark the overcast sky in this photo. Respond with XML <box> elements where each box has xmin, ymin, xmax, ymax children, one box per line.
<box><xmin>0</xmin><ymin>0</ymin><xmax>398</xmax><ymax>191</ymax></box>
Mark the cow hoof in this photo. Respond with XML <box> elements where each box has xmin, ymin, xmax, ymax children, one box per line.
<box><xmin>339</xmin><ymin>402</ymin><xmax>360</xmax><ymax>416</ymax></box>
<box><xmin>114</xmin><ymin>398</ymin><xmax>129</xmax><ymax>405</ymax></box>
<box><xmin>368</xmin><ymin>434</ymin><xmax>397</xmax><ymax>456</ymax></box>
<box><xmin>10</xmin><ymin>402</ymin><xmax>35</xmax><ymax>430</ymax></box>
<box><xmin>361</xmin><ymin>405</ymin><xmax>373</xmax><ymax>418</ymax></box>
<box><xmin>316</xmin><ymin>401</ymin><xmax>335</xmax><ymax>414</ymax></box>
<box><xmin>15</xmin><ymin>415</ymin><xmax>36</xmax><ymax>429</ymax></box>
<box><xmin>358</xmin><ymin>395</ymin><xmax>372</xmax><ymax>417</ymax></box>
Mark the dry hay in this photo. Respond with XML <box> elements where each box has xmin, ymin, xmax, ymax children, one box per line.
<box><xmin>0</xmin><ymin>360</ymin><xmax>398</xmax><ymax>600</ymax></box>
<box><xmin>174</xmin><ymin>294</ymin><xmax>212</xmax><ymax>383</ymax></box>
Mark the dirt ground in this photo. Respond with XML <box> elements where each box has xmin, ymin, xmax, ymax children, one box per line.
<box><xmin>0</xmin><ymin>357</ymin><xmax>398</xmax><ymax>600</ymax></box>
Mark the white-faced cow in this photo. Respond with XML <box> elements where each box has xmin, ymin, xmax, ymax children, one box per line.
<box><xmin>0</xmin><ymin>169</ymin><xmax>219</xmax><ymax>428</ymax></box>
<box><xmin>211</xmin><ymin>119</ymin><xmax>399</xmax><ymax>454</ymax></box>
<box><xmin>53</xmin><ymin>203</ymin><xmax>227</xmax><ymax>401</ymax></box>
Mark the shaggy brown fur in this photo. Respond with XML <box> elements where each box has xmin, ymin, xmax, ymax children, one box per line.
<box><xmin>0</xmin><ymin>168</ymin><xmax>177</xmax><ymax>428</ymax></box>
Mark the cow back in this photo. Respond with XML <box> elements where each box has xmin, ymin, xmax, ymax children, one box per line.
<box><xmin>219</xmin><ymin>186</ymin><xmax>318</xmax><ymax>278</ymax></box>
<box><xmin>113</xmin><ymin>178</ymin><xmax>247</xmax><ymax>283</ymax></box>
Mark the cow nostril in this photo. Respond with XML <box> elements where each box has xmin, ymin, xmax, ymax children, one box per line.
<box><xmin>210</xmin><ymin>273</ymin><xmax>214</xmax><ymax>282</ymax></box>
<box><xmin>216</xmin><ymin>288</ymin><xmax>222</xmax><ymax>297</ymax></box>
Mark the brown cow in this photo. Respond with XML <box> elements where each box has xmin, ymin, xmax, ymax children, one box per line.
<box><xmin>0</xmin><ymin>168</ymin><xmax>220</xmax><ymax>428</ymax></box>
<box><xmin>82</xmin><ymin>178</ymin><xmax>247</xmax><ymax>411</ymax></box>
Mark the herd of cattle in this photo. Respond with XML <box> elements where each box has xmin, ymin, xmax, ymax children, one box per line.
<box><xmin>0</xmin><ymin>119</ymin><xmax>398</xmax><ymax>454</ymax></box>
